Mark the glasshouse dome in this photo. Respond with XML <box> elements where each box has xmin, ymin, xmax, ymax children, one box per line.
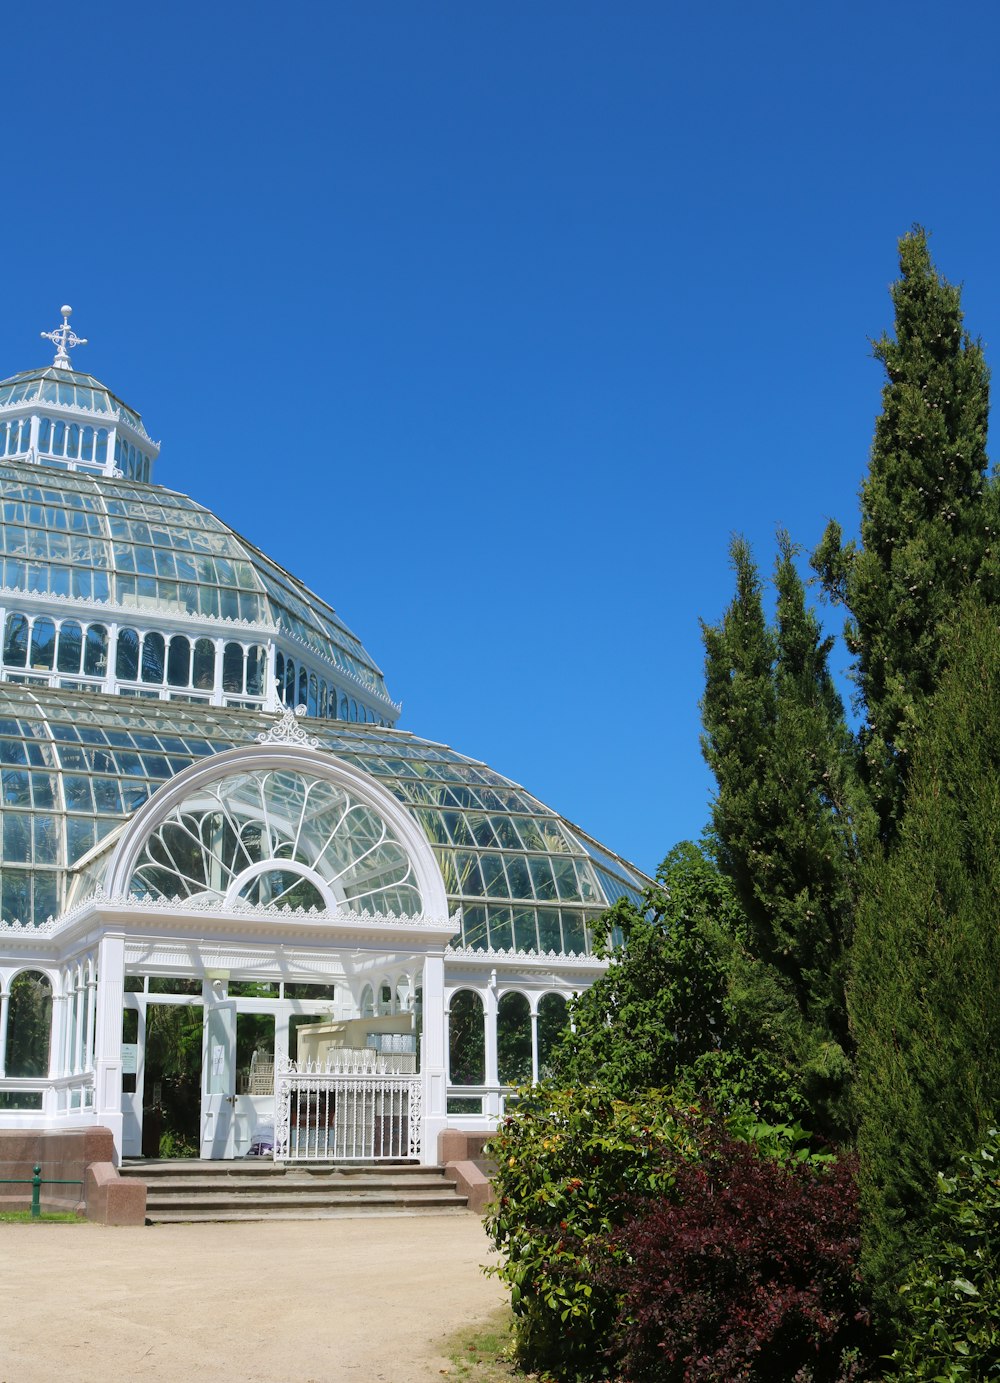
<box><xmin>0</xmin><ymin>311</ymin><xmax>649</xmax><ymax>1177</ymax></box>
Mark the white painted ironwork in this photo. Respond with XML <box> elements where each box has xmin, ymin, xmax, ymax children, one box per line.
<box><xmin>256</xmin><ymin>702</ymin><xmax>320</xmax><ymax>749</ymax></box>
<box><xmin>40</xmin><ymin>306</ymin><xmax>88</xmax><ymax>371</ymax></box>
<box><xmin>274</xmin><ymin>1054</ymin><xmax>421</xmax><ymax>1162</ymax></box>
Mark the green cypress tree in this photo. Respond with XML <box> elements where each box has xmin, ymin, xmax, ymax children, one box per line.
<box><xmin>701</xmin><ymin>535</ymin><xmax>871</xmax><ymax>1134</ymax></box>
<box><xmin>814</xmin><ymin>226</ymin><xmax>993</xmax><ymax>838</ymax></box>
<box><xmin>852</xmin><ymin>598</ymin><xmax>1000</xmax><ymax>1311</ymax></box>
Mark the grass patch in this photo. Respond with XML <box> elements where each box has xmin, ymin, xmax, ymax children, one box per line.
<box><xmin>441</xmin><ymin>1307</ymin><xmax>520</xmax><ymax>1380</ymax></box>
<box><xmin>0</xmin><ymin>1209</ymin><xmax>83</xmax><ymax>1223</ymax></box>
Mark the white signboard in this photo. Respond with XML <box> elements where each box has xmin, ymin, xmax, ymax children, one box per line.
<box><xmin>121</xmin><ymin>1043</ymin><xmax>138</xmax><ymax>1075</ymax></box>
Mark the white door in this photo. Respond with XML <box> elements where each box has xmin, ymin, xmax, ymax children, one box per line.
<box><xmin>200</xmin><ymin>996</ymin><xmax>237</xmax><ymax>1158</ymax></box>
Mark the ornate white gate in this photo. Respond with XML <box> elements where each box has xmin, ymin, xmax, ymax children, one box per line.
<box><xmin>273</xmin><ymin>1054</ymin><xmax>422</xmax><ymax>1161</ymax></box>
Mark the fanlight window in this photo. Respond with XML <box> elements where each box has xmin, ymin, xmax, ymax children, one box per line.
<box><xmin>128</xmin><ymin>768</ymin><xmax>422</xmax><ymax>916</ymax></box>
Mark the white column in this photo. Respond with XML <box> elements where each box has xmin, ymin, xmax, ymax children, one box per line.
<box><xmin>93</xmin><ymin>934</ymin><xmax>126</xmax><ymax>1157</ymax></box>
<box><xmin>103</xmin><ymin>621</ymin><xmax>119</xmax><ymax>694</ymax></box>
<box><xmin>61</xmin><ymin>976</ymin><xmax>75</xmax><ymax>1076</ymax></box>
<box><xmin>484</xmin><ymin>978</ymin><xmax>499</xmax><ymax>1119</ymax></box>
<box><xmin>73</xmin><ymin>964</ymin><xmax>85</xmax><ymax>1074</ymax></box>
<box><xmin>212</xmin><ymin>638</ymin><xmax>225</xmax><ymax>706</ymax></box>
<box><xmin>265</xmin><ymin>642</ymin><xmax>279</xmax><ymax>712</ymax></box>
<box><xmin>0</xmin><ymin>988</ymin><xmax>9</xmax><ymax>1077</ymax></box>
<box><xmin>104</xmin><ymin>426</ymin><xmax>117</xmax><ymax>477</ymax></box>
<box><xmin>85</xmin><ymin>959</ymin><xmax>98</xmax><ymax>1072</ymax></box>
<box><xmin>420</xmin><ymin>952</ymin><xmax>449</xmax><ymax>1165</ymax></box>
<box><xmin>530</xmin><ymin>1003</ymin><xmax>539</xmax><ymax>1085</ymax></box>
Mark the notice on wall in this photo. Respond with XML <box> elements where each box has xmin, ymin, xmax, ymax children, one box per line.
<box><xmin>211</xmin><ymin>1043</ymin><xmax>226</xmax><ymax>1077</ymax></box>
<box><xmin>121</xmin><ymin>1042</ymin><xmax>138</xmax><ymax>1074</ymax></box>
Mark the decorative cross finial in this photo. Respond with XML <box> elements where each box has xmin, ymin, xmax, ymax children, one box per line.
<box><xmin>40</xmin><ymin>305</ymin><xmax>87</xmax><ymax>371</ymax></box>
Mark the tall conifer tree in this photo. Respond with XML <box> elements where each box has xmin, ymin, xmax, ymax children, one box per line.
<box><xmin>814</xmin><ymin>226</ymin><xmax>993</xmax><ymax>838</ymax></box>
<box><xmin>701</xmin><ymin>535</ymin><xmax>870</xmax><ymax>1133</ymax></box>
<box><xmin>852</xmin><ymin>598</ymin><xmax>1000</xmax><ymax>1309</ymax></box>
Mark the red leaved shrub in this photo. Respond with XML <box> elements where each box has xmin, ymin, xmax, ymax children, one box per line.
<box><xmin>599</xmin><ymin>1135</ymin><xmax>876</xmax><ymax>1381</ymax></box>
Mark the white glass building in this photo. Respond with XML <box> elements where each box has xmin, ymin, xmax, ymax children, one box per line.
<box><xmin>0</xmin><ymin>310</ymin><xmax>649</xmax><ymax>1165</ymax></box>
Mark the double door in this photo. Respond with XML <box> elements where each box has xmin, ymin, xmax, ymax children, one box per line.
<box><xmin>122</xmin><ymin>986</ymin><xmax>277</xmax><ymax>1159</ymax></box>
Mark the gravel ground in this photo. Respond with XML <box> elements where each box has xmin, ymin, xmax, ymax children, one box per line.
<box><xmin>0</xmin><ymin>1214</ymin><xmax>506</xmax><ymax>1382</ymax></box>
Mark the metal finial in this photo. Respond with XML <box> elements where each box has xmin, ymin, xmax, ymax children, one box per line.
<box><xmin>40</xmin><ymin>305</ymin><xmax>88</xmax><ymax>371</ymax></box>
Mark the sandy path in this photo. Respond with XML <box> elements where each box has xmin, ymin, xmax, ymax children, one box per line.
<box><xmin>0</xmin><ymin>1215</ymin><xmax>506</xmax><ymax>1382</ymax></box>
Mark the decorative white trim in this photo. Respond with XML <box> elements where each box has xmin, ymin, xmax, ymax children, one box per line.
<box><xmin>256</xmin><ymin>704</ymin><xmax>319</xmax><ymax>749</ymax></box>
<box><xmin>59</xmin><ymin>887</ymin><xmax>458</xmax><ymax>930</ymax></box>
<box><xmin>445</xmin><ymin>944</ymin><xmax>608</xmax><ymax>969</ymax></box>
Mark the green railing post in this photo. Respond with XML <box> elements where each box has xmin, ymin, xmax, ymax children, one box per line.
<box><xmin>31</xmin><ymin>1165</ymin><xmax>41</xmax><ymax>1220</ymax></box>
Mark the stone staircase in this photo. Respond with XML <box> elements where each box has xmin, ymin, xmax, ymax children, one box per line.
<box><xmin>120</xmin><ymin>1159</ymin><xmax>470</xmax><ymax>1223</ymax></box>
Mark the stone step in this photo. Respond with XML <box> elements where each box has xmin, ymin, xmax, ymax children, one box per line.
<box><xmin>147</xmin><ymin>1204</ymin><xmax>471</xmax><ymax>1223</ymax></box>
<box><xmin>140</xmin><ymin>1176</ymin><xmax>454</xmax><ymax>1196</ymax></box>
<box><xmin>121</xmin><ymin>1159</ymin><xmax>471</xmax><ymax>1223</ymax></box>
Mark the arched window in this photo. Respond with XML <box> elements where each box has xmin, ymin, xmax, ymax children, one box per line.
<box><xmin>56</xmin><ymin>620</ymin><xmax>83</xmax><ymax>674</ymax></box>
<box><xmin>167</xmin><ymin>635</ymin><xmax>191</xmax><ymax>688</ymax></box>
<box><xmin>308</xmin><ymin>674</ymin><xmax>318</xmax><ymax>717</ymax></box>
<box><xmin>4</xmin><ymin>971</ymin><xmax>52</xmax><ymax>1078</ymax></box>
<box><xmin>141</xmin><ymin>631</ymin><xmax>165</xmax><ymax>684</ymax></box>
<box><xmin>318</xmin><ymin>681</ymin><xmax>328</xmax><ymax>718</ymax></box>
<box><xmin>448</xmin><ymin>990</ymin><xmax>485</xmax><ymax>1086</ymax></box>
<box><xmin>275</xmin><ymin>652</ymin><xmax>285</xmax><ymax>701</ymax></box>
<box><xmin>192</xmin><ymin>638</ymin><xmax>215</xmax><ymax>691</ymax></box>
<box><xmin>360</xmin><ymin>985</ymin><xmax>375</xmax><ymax>1019</ymax></box>
<box><xmin>297</xmin><ymin>666</ymin><xmax>308</xmax><ymax>709</ymax></box>
<box><xmin>284</xmin><ymin>658</ymin><xmax>296</xmax><ymax>706</ymax></box>
<box><xmin>246</xmin><ymin>646</ymin><xmax>265</xmax><ymax>697</ymax></box>
<box><xmin>95</xmin><ymin>429</ymin><xmax>108</xmax><ymax>465</ymax></box>
<box><xmin>53</xmin><ymin>420</ymin><xmax>65</xmax><ymax>455</ymax></box>
<box><xmin>222</xmin><ymin>642</ymin><xmax>245</xmax><ymax>694</ymax></box>
<box><xmin>497</xmin><ymin>992</ymin><xmax>532</xmax><ymax>1086</ymax></box>
<box><xmin>116</xmin><ymin>627</ymin><xmax>140</xmax><ymax>681</ymax></box>
<box><xmin>67</xmin><ymin>423</ymin><xmax>79</xmax><ymax>458</ymax></box>
<box><xmin>80</xmin><ymin>426</ymin><xmax>94</xmax><ymax>462</ymax></box>
<box><xmin>84</xmin><ymin>624</ymin><xmax>107</xmax><ymax>677</ymax></box>
<box><xmin>349</xmin><ymin>698</ymin><xmax>357</xmax><ymax>722</ymax></box>
<box><xmin>29</xmin><ymin>617</ymin><xmax>55</xmax><ymax>671</ymax></box>
<box><xmin>339</xmin><ymin>695</ymin><xmax>348</xmax><ymax>720</ymax></box>
<box><xmin>4</xmin><ymin>613</ymin><xmax>28</xmax><ymax>667</ymax></box>
<box><xmin>537</xmin><ymin>993</ymin><xmax>569</xmax><ymax>1080</ymax></box>
<box><xmin>36</xmin><ymin>418</ymin><xmax>51</xmax><ymax>451</ymax></box>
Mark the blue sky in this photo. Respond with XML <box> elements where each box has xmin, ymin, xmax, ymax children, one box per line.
<box><xmin>3</xmin><ymin>2</ymin><xmax>999</xmax><ymax>875</ymax></box>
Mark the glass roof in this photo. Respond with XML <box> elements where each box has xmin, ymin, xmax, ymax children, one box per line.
<box><xmin>0</xmin><ymin>367</ymin><xmax>146</xmax><ymax>435</ymax></box>
<box><xmin>0</xmin><ymin>683</ymin><xmax>649</xmax><ymax>956</ymax></box>
<box><xmin>0</xmin><ymin>459</ymin><xmax>390</xmax><ymax>695</ymax></box>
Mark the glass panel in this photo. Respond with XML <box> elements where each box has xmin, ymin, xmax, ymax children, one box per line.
<box><xmin>95</xmin><ymin>429</ymin><xmax>107</xmax><ymax>464</ymax></box>
<box><xmin>29</xmin><ymin>617</ymin><xmax>55</xmax><ymax>671</ymax></box>
<box><xmin>84</xmin><ymin>624</ymin><xmax>108</xmax><ymax>677</ymax></box>
<box><xmin>222</xmin><ymin>642</ymin><xmax>244</xmax><ymax>694</ymax></box>
<box><xmin>116</xmin><ymin>627</ymin><xmax>139</xmax><ymax>681</ymax></box>
<box><xmin>141</xmin><ymin>632</ymin><xmax>165</xmax><ymax>684</ymax></box>
<box><xmin>448</xmin><ymin>990</ymin><xmax>484</xmax><ymax>1085</ymax></box>
<box><xmin>4</xmin><ymin>613</ymin><xmax>28</xmax><ymax>667</ymax></box>
<box><xmin>5</xmin><ymin>971</ymin><xmax>52</xmax><ymax>1078</ymax></box>
<box><xmin>53</xmin><ymin>420</ymin><xmax>65</xmax><ymax>455</ymax></box>
<box><xmin>81</xmin><ymin>426</ymin><xmax>94</xmax><ymax>462</ymax></box>
<box><xmin>537</xmin><ymin>993</ymin><xmax>568</xmax><ymax>1078</ymax></box>
<box><xmin>246</xmin><ymin>646</ymin><xmax>265</xmax><ymax>697</ymax></box>
<box><xmin>37</xmin><ymin>418</ymin><xmax>51</xmax><ymax>451</ymax></box>
<box><xmin>497</xmin><ymin>991</ymin><xmax>531</xmax><ymax>1086</ymax></box>
<box><xmin>56</xmin><ymin>621</ymin><xmax>83</xmax><ymax>673</ymax></box>
<box><xmin>67</xmin><ymin>423</ymin><xmax>79</xmax><ymax>457</ymax></box>
<box><xmin>192</xmin><ymin>638</ymin><xmax>215</xmax><ymax>691</ymax></box>
<box><xmin>167</xmin><ymin>635</ymin><xmax>191</xmax><ymax>688</ymax></box>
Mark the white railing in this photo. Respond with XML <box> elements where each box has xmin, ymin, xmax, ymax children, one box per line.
<box><xmin>274</xmin><ymin>1055</ymin><xmax>421</xmax><ymax>1162</ymax></box>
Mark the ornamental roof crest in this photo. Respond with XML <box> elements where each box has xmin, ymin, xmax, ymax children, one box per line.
<box><xmin>256</xmin><ymin>702</ymin><xmax>320</xmax><ymax>749</ymax></box>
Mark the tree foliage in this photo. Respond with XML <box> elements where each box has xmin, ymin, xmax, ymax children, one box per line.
<box><xmin>550</xmin><ymin>841</ymin><xmax>810</xmax><ymax>1124</ymax></box>
<box><xmin>701</xmin><ymin>535</ymin><xmax>870</xmax><ymax>1135</ymax></box>
<box><xmin>851</xmin><ymin>600</ymin><xmax>1000</xmax><ymax>1312</ymax></box>
<box><xmin>814</xmin><ymin>226</ymin><xmax>993</xmax><ymax>838</ymax></box>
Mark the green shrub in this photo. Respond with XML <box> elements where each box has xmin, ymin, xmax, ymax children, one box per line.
<box><xmin>483</xmin><ymin>1086</ymin><xmax>837</xmax><ymax>1381</ymax></box>
<box><xmin>484</xmin><ymin>1086</ymin><xmax>705</xmax><ymax>1380</ymax></box>
<box><xmin>886</xmin><ymin>1128</ymin><xmax>1000</xmax><ymax>1380</ymax></box>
